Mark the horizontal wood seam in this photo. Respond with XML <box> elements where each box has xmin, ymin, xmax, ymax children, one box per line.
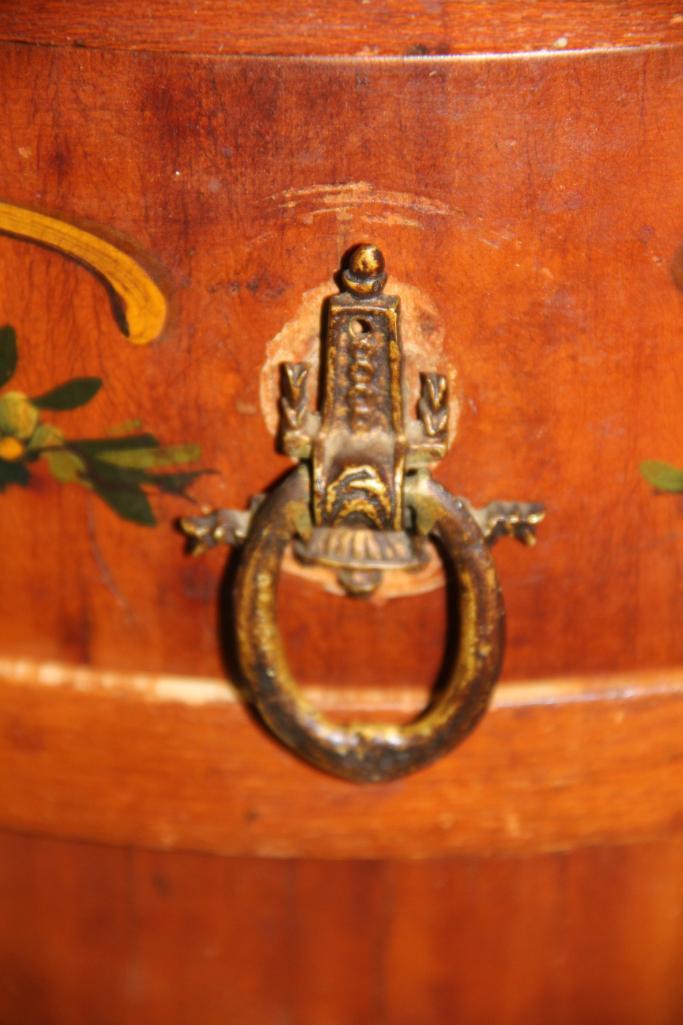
<box><xmin>2</xmin><ymin>656</ymin><xmax>683</xmax><ymax>711</ymax></box>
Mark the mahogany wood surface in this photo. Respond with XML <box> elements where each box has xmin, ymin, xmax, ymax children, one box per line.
<box><xmin>1</xmin><ymin>42</ymin><xmax>683</xmax><ymax>691</ymax></box>
<box><xmin>1</xmin><ymin>15</ymin><xmax>683</xmax><ymax>1025</ymax></box>
<box><xmin>0</xmin><ymin>662</ymin><xmax>681</xmax><ymax>859</ymax></box>
<box><xmin>1</xmin><ymin>829</ymin><xmax>682</xmax><ymax>1025</ymax></box>
<box><xmin>0</xmin><ymin>1</ymin><xmax>681</xmax><ymax>57</ymax></box>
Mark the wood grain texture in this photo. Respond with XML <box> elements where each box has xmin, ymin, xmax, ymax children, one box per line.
<box><xmin>1</xmin><ymin>43</ymin><xmax>683</xmax><ymax>690</ymax></box>
<box><xmin>0</xmin><ymin>1</ymin><xmax>682</xmax><ymax>56</ymax></box>
<box><xmin>0</xmin><ymin>661</ymin><xmax>681</xmax><ymax>858</ymax></box>
<box><xmin>1</xmin><ymin>829</ymin><xmax>682</xmax><ymax>1025</ymax></box>
<box><xmin>1</xmin><ymin>27</ymin><xmax>683</xmax><ymax>1025</ymax></box>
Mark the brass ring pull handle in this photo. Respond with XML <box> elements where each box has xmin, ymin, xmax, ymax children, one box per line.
<box><xmin>182</xmin><ymin>246</ymin><xmax>544</xmax><ymax>782</ymax></box>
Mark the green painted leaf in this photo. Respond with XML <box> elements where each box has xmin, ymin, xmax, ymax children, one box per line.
<box><xmin>0</xmin><ymin>458</ymin><xmax>30</xmax><ymax>491</ymax></box>
<box><xmin>98</xmin><ymin>443</ymin><xmax>201</xmax><ymax>470</ymax></box>
<box><xmin>84</xmin><ymin>458</ymin><xmax>149</xmax><ymax>486</ymax></box>
<box><xmin>32</xmin><ymin>377</ymin><xmax>102</xmax><ymax>411</ymax></box>
<box><xmin>640</xmin><ymin>460</ymin><xmax>683</xmax><ymax>492</ymax></box>
<box><xmin>69</xmin><ymin>433</ymin><xmax>159</xmax><ymax>455</ymax></box>
<box><xmin>0</xmin><ymin>326</ymin><xmax>17</xmax><ymax>387</ymax></box>
<box><xmin>27</xmin><ymin>423</ymin><xmax>65</xmax><ymax>451</ymax></box>
<box><xmin>44</xmin><ymin>448</ymin><xmax>87</xmax><ymax>484</ymax></box>
<box><xmin>91</xmin><ymin>482</ymin><xmax>157</xmax><ymax>526</ymax></box>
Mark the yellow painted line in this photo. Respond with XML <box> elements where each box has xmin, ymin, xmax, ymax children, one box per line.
<box><xmin>0</xmin><ymin>201</ymin><xmax>167</xmax><ymax>345</ymax></box>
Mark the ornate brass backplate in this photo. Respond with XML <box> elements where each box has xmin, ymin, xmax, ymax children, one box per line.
<box><xmin>182</xmin><ymin>245</ymin><xmax>544</xmax><ymax>782</ymax></box>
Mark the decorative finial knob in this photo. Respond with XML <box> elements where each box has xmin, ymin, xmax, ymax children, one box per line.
<box><xmin>342</xmin><ymin>243</ymin><xmax>388</xmax><ymax>297</ymax></box>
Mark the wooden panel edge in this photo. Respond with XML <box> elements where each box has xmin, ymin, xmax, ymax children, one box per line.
<box><xmin>0</xmin><ymin>2</ymin><xmax>681</xmax><ymax>58</ymax></box>
<box><xmin>1</xmin><ymin>659</ymin><xmax>682</xmax><ymax>859</ymax></box>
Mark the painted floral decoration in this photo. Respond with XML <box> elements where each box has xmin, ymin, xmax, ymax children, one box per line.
<box><xmin>640</xmin><ymin>460</ymin><xmax>683</xmax><ymax>494</ymax></box>
<box><xmin>0</xmin><ymin>324</ymin><xmax>210</xmax><ymax>525</ymax></box>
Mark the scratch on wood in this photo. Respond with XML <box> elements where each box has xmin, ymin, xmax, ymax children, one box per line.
<box><xmin>269</xmin><ymin>181</ymin><xmax>451</xmax><ymax>218</ymax></box>
<box><xmin>86</xmin><ymin>504</ymin><xmax>136</xmax><ymax>622</ymax></box>
<box><xmin>305</xmin><ymin>207</ymin><xmax>423</xmax><ymax>229</ymax></box>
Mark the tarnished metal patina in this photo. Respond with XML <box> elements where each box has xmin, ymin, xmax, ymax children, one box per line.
<box><xmin>182</xmin><ymin>245</ymin><xmax>544</xmax><ymax>782</ymax></box>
